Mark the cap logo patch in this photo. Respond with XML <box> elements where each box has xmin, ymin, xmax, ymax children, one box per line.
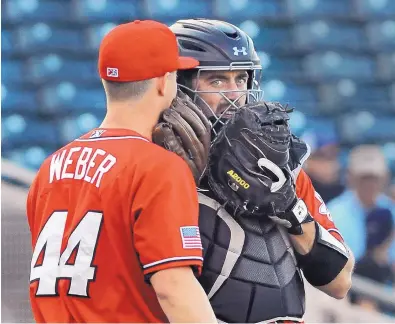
<box><xmin>107</xmin><ymin>67</ymin><xmax>119</xmax><ymax>78</ymax></box>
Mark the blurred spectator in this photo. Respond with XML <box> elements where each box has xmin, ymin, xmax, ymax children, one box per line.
<box><xmin>302</xmin><ymin>129</ymin><xmax>345</xmax><ymax>202</ymax></box>
<box><xmin>352</xmin><ymin>207</ymin><xmax>395</xmax><ymax>315</ymax></box>
<box><xmin>328</xmin><ymin>145</ymin><xmax>395</xmax><ymax>265</ymax></box>
<box><xmin>388</xmin><ymin>182</ymin><xmax>395</xmax><ymax>203</ymax></box>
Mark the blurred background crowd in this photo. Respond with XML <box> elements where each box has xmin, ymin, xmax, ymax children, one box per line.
<box><xmin>1</xmin><ymin>0</ymin><xmax>395</xmax><ymax>322</ymax></box>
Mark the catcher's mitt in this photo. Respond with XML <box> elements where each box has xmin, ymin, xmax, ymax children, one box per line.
<box><xmin>152</xmin><ymin>90</ymin><xmax>211</xmax><ymax>184</ymax></box>
<box><xmin>207</xmin><ymin>101</ymin><xmax>314</xmax><ymax>233</ymax></box>
<box><xmin>207</xmin><ymin>101</ymin><xmax>292</xmax><ymax>213</ymax></box>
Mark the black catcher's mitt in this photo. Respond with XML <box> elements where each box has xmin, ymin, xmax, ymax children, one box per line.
<box><xmin>207</xmin><ymin>101</ymin><xmax>313</xmax><ymax>234</ymax></box>
<box><xmin>153</xmin><ymin>90</ymin><xmax>211</xmax><ymax>184</ymax></box>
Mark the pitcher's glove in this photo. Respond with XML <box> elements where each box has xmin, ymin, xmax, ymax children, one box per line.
<box><xmin>207</xmin><ymin>101</ymin><xmax>313</xmax><ymax>234</ymax></box>
<box><xmin>153</xmin><ymin>90</ymin><xmax>211</xmax><ymax>184</ymax></box>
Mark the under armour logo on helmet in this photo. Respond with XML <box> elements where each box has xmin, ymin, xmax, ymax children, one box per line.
<box><xmin>233</xmin><ymin>47</ymin><xmax>247</xmax><ymax>56</ymax></box>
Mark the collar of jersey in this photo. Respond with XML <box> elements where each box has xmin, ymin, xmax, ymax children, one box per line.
<box><xmin>80</xmin><ymin>128</ymin><xmax>151</xmax><ymax>141</ymax></box>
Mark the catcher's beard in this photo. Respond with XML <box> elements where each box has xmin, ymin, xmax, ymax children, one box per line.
<box><xmin>178</xmin><ymin>85</ymin><xmax>262</xmax><ymax>138</ymax></box>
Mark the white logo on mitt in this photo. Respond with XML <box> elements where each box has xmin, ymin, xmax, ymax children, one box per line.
<box><xmin>257</xmin><ymin>158</ymin><xmax>287</xmax><ymax>192</ymax></box>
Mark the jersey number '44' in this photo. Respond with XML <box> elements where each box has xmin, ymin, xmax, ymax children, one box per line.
<box><xmin>30</xmin><ymin>211</ymin><xmax>103</xmax><ymax>297</ymax></box>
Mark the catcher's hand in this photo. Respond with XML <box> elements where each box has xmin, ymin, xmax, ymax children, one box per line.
<box><xmin>207</xmin><ymin>101</ymin><xmax>313</xmax><ymax>234</ymax></box>
<box><xmin>152</xmin><ymin>90</ymin><xmax>211</xmax><ymax>184</ymax></box>
<box><xmin>265</xmin><ymin>167</ymin><xmax>314</xmax><ymax>235</ymax></box>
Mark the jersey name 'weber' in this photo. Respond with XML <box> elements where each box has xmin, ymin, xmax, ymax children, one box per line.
<box><xmin>49</xmin><ymin>147</ymin><xmax>117</xmax><ymax>187</ymax></box>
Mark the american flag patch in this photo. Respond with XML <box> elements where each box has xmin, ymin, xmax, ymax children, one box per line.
<box><xmin>180</xmin><ymin>226</ymin><xmax>202</xmax><ymax>249</ymax></box>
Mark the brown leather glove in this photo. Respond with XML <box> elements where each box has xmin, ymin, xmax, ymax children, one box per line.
<box><xmin>152</xmin><ymin>90</ymin><xmax>211</xmax><ymax>184</ymax></box>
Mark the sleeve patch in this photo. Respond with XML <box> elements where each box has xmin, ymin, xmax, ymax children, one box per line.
<box><xmin>314</xmin><ymin>191</ymin><xmax>333</xmax><ymax>222</ymax></box>
<box><xmin>180</xmin><ymin>226</ymin><xmax>203</xmax><ymax>249</ymax></box>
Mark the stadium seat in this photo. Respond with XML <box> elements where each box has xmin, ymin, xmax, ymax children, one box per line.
<box><xmin>262</xmin><ymin>80</ymin><xmax>318</xmax><ymax>105</ymax></box>
<box><xmin>238</xmin><ymin>20</ymin><xmax>262</xmax><ymax>41</ymax></box>
<box><xmin>288</xmin><ymin>110</ymin><xmax>308</xmax><ymax>135</ymax></box>
<box><xmin>22</xmin><ymin>146</ymin><xmax>54</xmax><ymax>170</ymax></box>
<box><xmin>216</xmin><ymin>0</ymin><xmax>283</xmax><ymax>19</ymax></box>
<box><xmin>2</xmin><ymin>85</ymin><xmax>39</xmax><ymax>115</ymax></box>
<box><xmin>286</xmin><ymin>0</ymin><xmax>355</xmax><ymax>18</ymax></box>
<box><xmin>40</xmin><ymin>83</ymin><xmax>106</xmax><ymax>115</ymax></box>
<box><xmin>320</xmin><ymin>81</ymin><xmax>391</xmax><ymax>107</ymax></box>
<box><xmin>1</xmin><ymin>114</ymin><xmax>27</xmax><ymax>145</ymax></box>
<box><xmin>17</xmin><ymin>24</ymin><xmax>87</xmax><ymax>53</ymax></box>
<box><xmin>146</xmin><ymin>0</ymin><xmax>213</xmax><ymax>19</ymax></box>
<box><xmin>253</xmin><ymin>26</ymin><xmax>293</xmax><ymax>51</ymax></box>
<box><xmin>3</xmin><ymin>147</ymin><xmax>55</xmax><ymax>170</ymax></box>
<box><xmin>360</xmin><ymin>116</ymin><xmax>395</xmax><ymax>142</ymax></box>
<box><xmin>304</xmin><ymin>52</ymin><xmax>375</xmax><ymax>80</ymax></box>
<box><xmin>282</xmin><ymin>83</ymin><xmax>319</xmax><ymax>105</ymax></box>
<box><xmin>27</xmin><ymin>55</ymin><xmax>98</xmax><ymax>83</ymax></box>
<box><xmin>86</xmin><ymin>23</ymin><xmax>117</xmax><ymax>50</ymax></box>
<box><xmin>2</xmin><ymin>60</ymin><xmax>26</xmax><ymax>85</ymax></box>
<box><xmin>262</xmin><ymin>55</ymin><xmax>304</xmax><ymax>79</ymax></box>
<box><xmin>73</xmin><ymin>0</ymin><xmax>141</xmax><ymax>22</ymax></box>
<box><xmin>60</xmin><ymin>113</ymin><xmax>102</xmax><ymax>143</ymax></box>
<box><xmin>338</xmin><ymin>113</ymin><xmax>395</xmax><ymax>144</ymax></box>
<box><xmin>291</xmin><ymin>115</ymin><xmax>337</xmax><ymax>138</ymax></box>
<box><xmin>2</xmin><ymin>116</ymin><xmax>60</xmax><ymax>150</ymax></box>
<box><xmin>3</xmin><ymin>0</ymin><xmax>73</xmax><ymax>23</ymax></box>
<box><xmin>319</xmin><ymin>102</ymin><xmax>395</xmax><ymax>117</ymax></box>
<box><xmin>366</xmin><ymin>20</ymin><xmax>395</xmax><ymax>50</ymax></box>
<box><xmin>376</xmin><ymin>53</ymin><xmax>395</xmax><ymax>81</ymax></box>
<box><xmin>355</xmin><ymin>0</ymin><xmax>395</xmax><ymax>18</ymax></box>
<box><xmin>293</xmin><ymin>21</ymin><xmax>368</xmax><ymax>51</ymax></box>
<box><xmin>2</xmin><ymin>29</ymin><xmax>14</xmax><ymax>56</ymax></box>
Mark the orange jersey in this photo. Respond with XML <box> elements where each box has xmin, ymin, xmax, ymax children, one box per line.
<box><xmin>295</xmin><ymin>169</ymin><xmax>344</xmax><ymax>242</ymax></box>
<box><xmin>26</xmin><ymin>128</ymin><xmax>203</xmax><ymax>323</ymax></box>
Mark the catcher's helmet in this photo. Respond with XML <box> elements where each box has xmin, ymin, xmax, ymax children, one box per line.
<box><xmin>170</xmin><ymin>19</ymin><xmax>263</xmax><ymax>135</ymax></box>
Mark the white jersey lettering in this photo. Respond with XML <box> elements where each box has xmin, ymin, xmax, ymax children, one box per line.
<box><xmin>49</xmin><ymin>147</ymin><xmax>116</xmax><ymax>188</ymax></box>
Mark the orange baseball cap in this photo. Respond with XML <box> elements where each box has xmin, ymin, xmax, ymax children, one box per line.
<box><xmin>98</xmin><ymin>20</ymin><xmax>199</xmax><ymax>82</ymax></box>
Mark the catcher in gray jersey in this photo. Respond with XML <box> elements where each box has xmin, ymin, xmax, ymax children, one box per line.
<box><xmin>153</xmin><ymin>19</ymin><xmax>355</xmax><ymax>323</ymax></box>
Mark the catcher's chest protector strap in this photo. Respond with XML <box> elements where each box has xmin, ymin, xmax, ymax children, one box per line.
<box><xmin>288</xmin><ymin>135</ymin><xmax>310</xmax><ymax>179</ymax></box>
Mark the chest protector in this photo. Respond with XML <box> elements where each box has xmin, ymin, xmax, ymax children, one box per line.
<box><xmin>198</xmin><ymin>135</ymin><xmax>310</xmax><ymax>323</ymax></box>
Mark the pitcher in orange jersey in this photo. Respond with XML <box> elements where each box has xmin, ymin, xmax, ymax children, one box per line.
<box><xmin>27</xmin><ymin>19</ymin><xmax>216</xmax><ymax>323</ymax></box>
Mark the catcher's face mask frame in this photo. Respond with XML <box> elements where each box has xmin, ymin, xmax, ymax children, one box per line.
<box><xmin>179</xmin><ymin>62</ymin><xmax>263</xmax><ymax>139</ymax></box>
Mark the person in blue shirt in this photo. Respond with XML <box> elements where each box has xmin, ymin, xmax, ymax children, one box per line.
<box><xmin>328</xmin><ymin>145</ymin><xmax>395</xmax><ymax>265</ymax></box>
<box><xmin>351</xmin><ymin>207</ymin><xmax>394</xmax><ymax>315</ymax></box>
